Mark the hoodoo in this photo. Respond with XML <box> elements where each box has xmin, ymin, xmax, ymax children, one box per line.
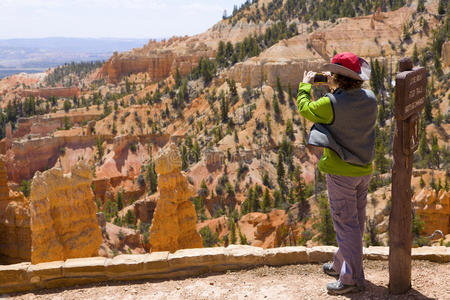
<box><xmin>149</xmin><ymin>144</ymin><xmax>203</xmax><ymax>252</ymax></box>
<box><xmin>30</xmin><ymin>162</ymin><xmax>102</xmax><ymax>264</ymax></box>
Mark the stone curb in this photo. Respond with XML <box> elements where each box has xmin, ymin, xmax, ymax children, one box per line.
<box><xmin>0</xmin><ymin>245</ymin><xmax>448</xmax><ymax>294</ymax></box>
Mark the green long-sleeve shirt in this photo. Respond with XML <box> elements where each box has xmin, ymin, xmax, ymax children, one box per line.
<box><xmin>297</xmin><ymin>82</ymin><xmax>373</xmax><ymax>177</ymax></box>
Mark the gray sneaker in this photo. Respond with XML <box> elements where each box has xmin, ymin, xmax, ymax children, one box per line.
<box><xmin>323</xmin><ymin>262</ymin><xmax>339</xmax><ymax>277</ymax></box>
<box><xmin>326</xmin><ymin>280</ymin><xmax>362</xmax><ymax>295</ymax></box>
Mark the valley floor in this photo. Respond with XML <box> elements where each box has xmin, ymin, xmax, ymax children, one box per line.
<box><xmin>7</xmin><ymin>260</ymin><xmax>449</xmax><ymax>299</ymax></box>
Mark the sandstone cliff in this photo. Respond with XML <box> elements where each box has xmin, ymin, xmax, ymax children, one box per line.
<box><xmin>443</xmin><ymin>41</ymin><xmax>450</xmax><ymax>68</ymax></box>
<box><xmin>98</xmin><ymin>15</ymin><xmax>275</xmax><ymax>84</ymax></box>
<box><xmin>0</xmin><ymin>158</ymin><xmax>30</xmax><ymax>264</ymax></box>
<box><xmin>5</xmin><ymin>134</ymin><xmax>106</xmax><ymax>182</ymax></box>
<box><xmin>29</xmin><ymin>162</ymin><xmax>102</xmax><ymax>264</ymax></box>
<box><xmin>148</xmin><ymin>144</ymin><xmax>202</xmax><ymax>252</ymax></box>
<box><xmin>226</xmin><ymin>6</ymin><xmax>430</xmax><ymax>89</ymax></box>
<box><xmin>12</xmin><ymin>112</ymin><xmax>101</xmax><ymax>139</ymax></box>
<box><xmin>413</xmin><ymin>188</ymin><xmax>450</xmax><ymax>235</ymax></box>
<box><xmin>99</xmin><ymin>41</ymin><xmax>214</xmax><ymax>83</ymax></box>
<box><xmin>21</xmin><ymin>87</ymin><xmax>80</xmax><ymax>99</ymax></box>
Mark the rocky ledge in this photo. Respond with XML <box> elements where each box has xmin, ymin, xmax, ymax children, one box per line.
<box><xmin>1</xmin><ymin>245</ymin><xmax>448</xmax><ymax>295</ymax></box>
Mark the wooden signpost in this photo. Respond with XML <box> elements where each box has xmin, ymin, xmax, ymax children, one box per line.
<box><xmin>389</xmin><ymin>57</ymin><xmax>426</xmax><ymax>294</ymax></box>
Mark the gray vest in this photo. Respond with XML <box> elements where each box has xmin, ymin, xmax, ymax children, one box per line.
<box><xmin>308</xmin><ymin>88</ymin><xmax>378</xmax><ymax>166</ymax></box>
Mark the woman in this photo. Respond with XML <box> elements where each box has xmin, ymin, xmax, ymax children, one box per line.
<box><xmin>297</xmin><ymin>52</ymin><xmax>377</xmax><ymax>295</ymax></box>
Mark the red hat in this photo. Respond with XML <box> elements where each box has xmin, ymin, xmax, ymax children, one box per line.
<box><xmin>323</xmin><ymin>52</ymin><xmax>370</xmax><ymax>81</ymax></box>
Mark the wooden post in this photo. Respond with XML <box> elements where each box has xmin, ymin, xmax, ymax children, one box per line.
<box><xmin>389</xmin><ymin>58</ymin><xmax>426</xmax><ymax>294</ymax></box>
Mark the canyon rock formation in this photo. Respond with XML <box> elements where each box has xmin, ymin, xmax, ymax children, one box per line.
<box><xmin>413</xmin><ymin>188</ymin><xmax>450</xmax><ymax>235</ymax></box>
<box><xmin>5</xmin><ymin>135</ymin><xmax>104</xmax><ymax>182</ymax></box>
<box><xmin>227</xmin><ymin>6</ymin><xmax>417</xmax><ymax>89</ymax></box>
<box><xmin>443</xmin><ymin>41</ymin><xmax>450</xmax><ymax>67</ymax></box>
<box><xmin>12</xmin><ymin>112</ymin><xmax>100</xmax><ymax>139</ymax></box>
<box><xmin>133</xmin><ymin>194</ymin><xmax>158</xmax><ymax>224</ymax></box>
<box><xmin>239</xmin><ymin>210</ymin><xmax>289</xmax><ymax>249</ymax></box>
<box><xmin>148</xmin><ymin>144</ymin><xmax>202</xmax><ymax>252</ymax></box>
<box><xmin>0</xmin><ymin>158</ymin><xmax>31</xmax><ymax>264</ymax></box>
<box><xmin>22</xmin><ymin>87</ymin><xmax>80</xmax><ymax>99</ymax></box>
<box><xmin>99</xmin><ymin>40</ymin><xmax>214</xmax><ymax>83</ymax></box>
<box><xmin>29</xmin><ymin>161</ymin><xmax>102</xmax><ymax>264</ymax></box>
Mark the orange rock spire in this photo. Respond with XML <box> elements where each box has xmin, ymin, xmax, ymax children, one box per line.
<box><xmin>30</xmin><ymin>162</ymin><xmax>102</xmax><ymax>264</ymax></box>
<box><xmin>0</xmin><ymin>157</ymin><xmax>31</xmax><ymax>264</ymax></box>
<box><xmin>149</xmin><ymin>144</ymin><xmax>203</xmax><ymax>252</ymax></box>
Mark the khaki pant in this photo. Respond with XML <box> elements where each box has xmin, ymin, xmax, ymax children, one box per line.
<box><xmin>326</xmin><ymin>173</ymin><xmax>371</xmax><ymax>287</ymax></box>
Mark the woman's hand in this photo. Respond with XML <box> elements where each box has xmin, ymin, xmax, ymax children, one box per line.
<box><xmin>303</xmin><ymin>71</ymin><xmax>316</xmax><ymax>84</ymax></box>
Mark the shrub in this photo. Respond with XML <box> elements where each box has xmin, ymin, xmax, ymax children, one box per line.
<box><xmin>199</xmin><ymin>226</ymin><xmax>219</xmax><ymax>247</ymax></box>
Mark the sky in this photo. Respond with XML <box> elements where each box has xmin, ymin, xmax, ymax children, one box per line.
<box><xmin>0</xmin><ymin>0</ymin><xmax>245</xmax><ymax>39</ymax></box>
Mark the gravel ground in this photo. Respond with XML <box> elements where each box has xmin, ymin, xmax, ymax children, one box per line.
<box><xmin>4</xmin><ymin>260</ymin><xmax>449</xmax><ymax>300</ymax></box>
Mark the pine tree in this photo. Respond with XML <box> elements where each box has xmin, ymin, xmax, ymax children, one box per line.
<box><xmin>315</xmin><ymin>194</ymin><xmax>336</xmax><ymax>245</ymax></box>
<box><xmin>424</xmin><ymin>90</ymin><xmax>433</xmax><ymax>124</ymax></box>
<box><xmin>262</xmin><ymin>188</ymin><xmax>272</xmax><ymax>213</ymax></box>
<box><xmin>216</xmin><ymin>41</ymin><xmax>226</xmax><ymax>67</ymax></box>
<box><xmin>430</xmin><ymin>135</ymin><xmax>440</xmax><ymax>168</ymax></box>
<box><xmin>418</xmin><ymin>117</ymin><xmax>429</xmax><ymax>163</ymax></box>
<box><xmin>229</xmin><ymin>219</ymin><xmax>237</xmax><ymax>244</ymax></box>
<box><xmin>124</xmin><ymin>210</ymin><xmax>136</xmax><ymax>228</ymax></box>
<box><xmin>174</xmin><ymin>68</ymin><xmax>182</xmax><ymax>88</ymax></box>
<box><xmin>276</xmin><ymin>76</ymin><xmax>285</xmax><ymax>103</ymax></box>
<box><xmin>417</xmin><ymin>0</ymin><xmax>425</xmax><ymax>12</ymax></box>
<box><xmin>291</xmin><ymin>166</ymin><xmax>307</xmax><ymax>204</ymax></box>
<box><xmin>277</xmin><ymin>150</ymin><xmax>286</xmax><ymax>192</ymax></box>
<box><xmin>272</xmin><ymin>94</ymin><xmax>281</xmax><ymax>120</ymax></box>
<box><xmin>116</xmin><ymin>191</ymin><xmax>124</xmax><ymax>211</ymax></box>
<box><xmin>273</xmin><ymin>189</ymin><xmax>283</xmax><ymax>209</ymax></box>
<box><xmin>287</xmin><ymin>83</ymin><xmax>293</xmax><ymax>103</ymax></box>
<box><xmin>96</xmin><ymin>137</ymin><xmax>104</xmax><ymax>161</ymax></box>
<box><xmin>412</xmin><ymin>44</ymin><xmax>419</xmax><ymax>64</ymax></box>
<box><xmin>146</xmin><ymin>161</ymin><xmax>158</xmax><ymax>194</ymax></box>
<box><xmin>220</xmin><ymin>96</ymin><xmax>229</xmax><ymax>122</ymax></box>
<box><xmin>438</xmin><ymin>0</ymin><xmax>446</xmax><ymax>14</ymax></box>
<box><xmin>285</xmin><ymin>119</ymin><xmax>295</xmax><ymax>140</ymax></box>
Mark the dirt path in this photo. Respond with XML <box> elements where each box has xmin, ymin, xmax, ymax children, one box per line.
<box><xmin>6</xmin><ymin>260</ymin><xmax>449</xmax><ymax>300</ymax></box>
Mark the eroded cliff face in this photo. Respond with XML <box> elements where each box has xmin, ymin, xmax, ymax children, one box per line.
<box><xmin>99</xmin><ymin>39</ymin><xmax>214</xmax><ymax>83</ymax></box>
<box><xmin>21</xmin><ymin>87</ymin><xmax>80</xmax><ymax>99</ymax></box>
<box><xmin>5</xmin><ymin>135</ymin><xmax>103</xmax><ymax>182</ymax></box>
<box><xmin>12</xmin><ymin>112</ymin><xmax>101</xmax><ymax>139</ymax></box>
<box><xmin>99</xmin><ymin>18</ymin><xmax>275</xmax><ymax>84</ymax></box>
<box><xmin>30</xmin><ymin>161</ymin><xmax>102</xmax><ymax>264</ymax></box>
<box><xmin>149</xmin><ymin>144</ymin><xmax>202</xmax><ymax>252</ymax></box>
<box><xmin>239</xmin><ymin>210</ymin><xmax>289</xmax><ymax>248</ymax></box>
<box><xmin>226</xmin><ymin>6</ymin><xmax>425</xmax><ymax>89</ymax></box>
<box><xmin>442</xmin><ymin>41</ymin><xmax>450</xmax><ymax>67</ymax></box>
<box><xmin>0</xmin><ymin>158</ymin><xmax>31</xmax><ymax>264</ymax></box>
<box><xmin>413</xmin><ymin>188</ymin><xmax>450</xmax><ymax>235</ymax></box>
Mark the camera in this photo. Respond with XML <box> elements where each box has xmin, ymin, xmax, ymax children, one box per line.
<box><xmin>313</xmin><ymin>73</ymin><xmax>328</xmax><ymax>83</ymax></box>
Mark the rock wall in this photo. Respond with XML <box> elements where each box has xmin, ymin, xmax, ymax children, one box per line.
<box><xmin>134</xmin><ymin>195</ymin><xmax>158</xmax><ymax>224</ymax></box>
<box><xmin>22</xmin><ymin>87</ymin><xmax>80</xmax><ymax>99</ymax></box>
<box><xmin>204</xmin><ymin>149</ymin><xmax>225</xmax><ymax>168</ymax></box>
<box><xmin>413</xmin><ymin>188</ymin><xmax>450</xmax><ymax>235</ymax></box>
<box><xmin>100</xmin><ymin>44</ymin><xmax>214</xmax><ymax>84</ymax></box>
<box><xmin>13</xmin><ymin>113</ymin><xmax>101</xmax><ymax>139</ymax></box>
<box><xmin>149</xmin><ymin>144</ymin><xmax>202</xmax><ymax>252</ymax></box>
<box><xmin>227</xmin><ymin>58</ymin><xmax>324</xmax><ymax>89</ymax></box>
<box><xmin>239</xmin><ymin>210</ymin><xmax>288</xmax><ymax>249</ymax></box>
<box><xmin>442</xmin><ymin>41</ymin><xmax>450</xmax><ymax>68</ymax></box>
<box><xmin>227</xmin><ymin>6</ymin><xmax>414</xmax><ymax>89</ymax></box>
<box><xmin>1</xmin><ymin>246</ymin><xmax>448</xmax><ymax>294</ymax></box>
<box><xmin>5</xmin><ymin>134</ymin><xmax>111</xmax><ymax>182</ymax></box>
<box><xmin>0</xmin><ymin>158</ymin><xmax>31</xmax><ymax>264</ymax></box>
<box><xmin>113</xmin><ymin>135</ymin><xmax>139</xmax><ymax>159</ymax></box>
<box><xmin>29</xmin><ymin>162</ymin><xmax>102</xmax><ymax>264</ymax></box>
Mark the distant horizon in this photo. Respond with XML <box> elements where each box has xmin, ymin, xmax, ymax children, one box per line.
<box><xmin>0</xmin><ymin>0</ymin><xmax>245</xmax><ymax>40</ymax></box>
<box><xmin>0</xmin><ymin>37</ymin><xmax>157</xmax><ymax>41</ymax></box>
